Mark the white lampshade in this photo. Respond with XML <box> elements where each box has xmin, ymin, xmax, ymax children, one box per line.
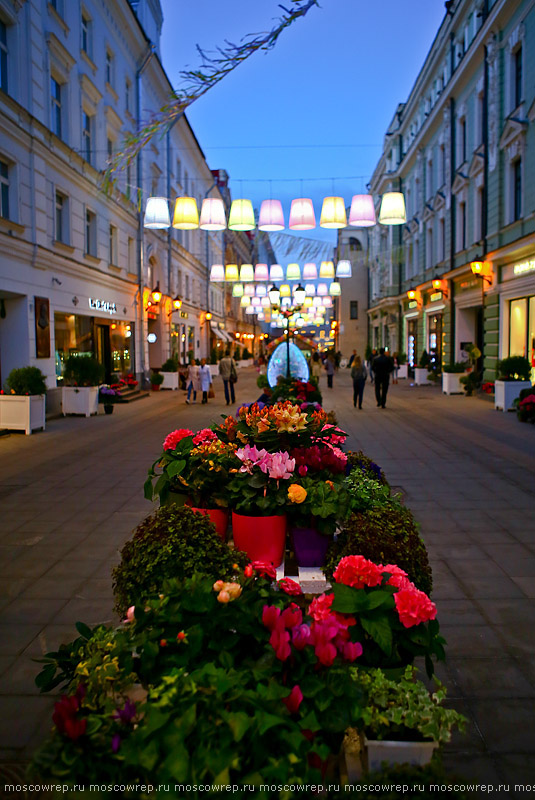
<box><xmin>144</xmin><ymin>197</ymin><xmax>170</xmax><ymax>229</ymax></box>
<box><xmin>245</xmin><ymin>305</ymin><xmax>255</xmax><ymax>315</ymax></box>
<box><xmin>252</xmin><ymin>296</ymin><xmax>261</xmax><ymax>307</ymax></box>
<box><xmin>304</xmin><ymin>283</ymin><xmax>316</xmax><ymax>296</ymax></box>
<box><xmin>199</xmin><ymin>197</ymin><xmax>226</xmax><ymax>230</ymax></box>
<box><xmin>225</xmin><ymin>264</ymin><xmax>239</xmax><ymax>282</ymax></box>
<box><xmin>244</xmin><ymin>283</ymin><xmax>255</xmax><ymax>296</ymax></box>
<box><xmin>349</xmin><ymin>194</ymin><xmax>376</xmax><ymax>227</ymax></box>
<box><xmin>329</xmin><ymin>281</ymin><xmax>341</xmax><ymax>296</ymax></box>
<box><xmin>296</xmin><ymin>317</ymin><xmax>305</xmax><ymax>328</ymax></box>
<box><xmin>302</xmin><ymin>263</ymin><xmax>318</xmax><ymax>280</ymax></box>
<box><xmin>281</xmin><ymin>296</ymin><xmax>291</xmax><ymax>307</ymax></box>
<box><xmin>210</xmin><ymin>264</ymin><xmax>225</xmax><ymax>282</ymax></box>
<box><xmin>289</xmin><ymin>198</ymin><xmax>316</xmax><ymax>230</ymax></box>
<box><xmin>294</xmin><ymin>284</ymin><xmax>306</xmax><ymax>305</ymax></box>
<box><xmin>255</xmin><ymin>285</ymin><xmax>267</xmax><ymax>297</ymax></box>
<box><xmin>172</xmin><ymin>196</ymin><xmax>199</xmax><ymax>229</ymax></box>
<box><xmin>286</xmin><ymin>263</ymin><xmax>301</xmax><ymax>280</ymax></box>
<box><xmin>232</xmin><ymin>283</ymin><xmax>244</xmax><ymax>297</ymax></box>
<box><xmin>257</xmin><ymin>312</ymin><xmax>265</xmax><ymax>320</ymax></box>
<box><xmin>240</xmin><ymin>264</ymin><xmax>254</xmax><ymax>282</ymax></box>
<box><xmin>255</xmin><ymin>263</ymin><xmax>269</xmax><ymax>281</ymax></box>
<box><xmin>336</xmin><ymin>260</ymin><xmax>352</xmax><ymax>278</ymax></box>
<box><xmin>379</xmin><ymin>192</ymin><xmax>406</xmax><ymax>225</ymax></box>
<box><xmin>313</xmin><ymin>297</ymin><xmax>323</xmax><ymax>307</ymax></box>
<box><xmin>258</xmin><ymin>199</ymin><xmax>285</xmax><ymax>231</ymax></box>
<box><xmin>319</xmin><ymin>261</ymin><xmax>335</xmax><ymax>279</ymax></box>
<box><xmin>320</xmin><ymin>197</ymin><xmax>347</xmax><ymax>229</ymax></box>
<box><xmin>317</xmin><ymin>283</ymin><xmax>328</xmax><ymax>296</ymax></box>
<box><xmin>228</xmin><ymin>199</ymin><xmax>255</xmax><ymax>231</ymax></box>
<box><xmin>260</xmin><ymin>296</ymin><xmax>270</xmax><ymax>307</ymax></box>
<box><xmin>270</xmin><ymin>264</ymin><xmax>284</xmax><ymax>281</ymax></box>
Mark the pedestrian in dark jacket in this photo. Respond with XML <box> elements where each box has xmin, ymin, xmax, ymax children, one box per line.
<box><xmin>367</xmin><ymin>349</ymin><xmax>377</xmax><ymax>383</ymax></box>
<box><xmin>372</xmin><ymin>348</ymin><xmax>394</xmax><ymax>408</ymax></box>
<box><xmin>350</xmin><ymin>356</ymin><xmax>367</xmax><ymax>409</ymax></box>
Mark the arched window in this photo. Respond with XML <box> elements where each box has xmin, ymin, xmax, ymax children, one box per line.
<box><xmin>349</xmin><ymin>237</ymin><xmax>362</xmax><ymax>252</ymax></box>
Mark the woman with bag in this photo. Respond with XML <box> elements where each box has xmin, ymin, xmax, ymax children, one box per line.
<box><xmin>218</xmin><ymin>349</ymin><xmax>237</xmax><ymax>406</ymax></box>
<box><xmin>199</xmin><ymin>358</ymin><xmax>212</xmax><ymax>404</ymax></box>
<box><xmin>185</xmin><ymin>358</ymin><xmax>200</xmax><ymax>404</ymax></box>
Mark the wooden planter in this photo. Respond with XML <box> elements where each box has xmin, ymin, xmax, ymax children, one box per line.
<box><xmin>442</xmin><ymin>372</ymin><xmax>468</xmax><ymax>395</ymax></box>
<box><xmin>414</xmin><ymin>367</ymin><xmax>431</xmax><ymax>386</ymax></box>
<box><xmin>0</xmin><ymin>394</ymin><xmax>46</xmax><ymax>435</ymax></box>
<box><xmin>160</xmin><ymin>372</ymin><xmax>179</xmax><ymax>390</ymax></box>
<box><xmin>494</xmin><ymin>380</ymin><xmax>532</xmax><ymax>412</ymax></box>
<box><xmin>62</xmin><ymin>386</ymin><xmax>99</xmax><ymax>417</ymax></box>
<box><xmin>397</xmin><ymin>364</ymin><xmax>408</xmax><ymax>379</ymax></box>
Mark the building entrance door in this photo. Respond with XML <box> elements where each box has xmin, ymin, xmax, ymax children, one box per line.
<box><xmin>96</xmin><ymin>324</ymin><xmax>112</xmax><ymax>382</ymax></box>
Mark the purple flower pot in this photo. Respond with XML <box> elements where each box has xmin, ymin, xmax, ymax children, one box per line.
<box><xmin>291</xmin><ymin>527</ymin><xmax>329</xmax><ymax>568</ymax></box>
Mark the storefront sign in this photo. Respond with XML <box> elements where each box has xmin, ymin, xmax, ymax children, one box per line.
<box><xmin>89</xmin><ymin>298</ymin><xmax>117</xmax><ymax>315</ymax></box>
<box><xmin>430</xmin><ymin>292</ymin><xmax>442</xmax><ymax>302</ymax></box>
<box><xmin>513</xmin><ymin>260</ymin><xmax>535</xmax><ymax>276</ymax></box>
<box><xmin>180</xmin><ymin>311</ymin><xmax>189</xmax><ymax>319</ymax></box>
<box><xmin>34</xmin><ymin>297</ymin><xmax>50</xmax><ymax>358</ymax></box>
<box><xmin>408</xmin><ymin>300</ymin><xmax>418</xmax><ymax>309</ymax></box>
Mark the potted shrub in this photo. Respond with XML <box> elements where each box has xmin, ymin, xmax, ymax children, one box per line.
<box><xmin>442</xmin><ymin>362</ymin><xmax>469</xmax><ymax>395</ymax></box>
<box><xmin>150</xmin><ymin>371</ymin><xmax>164</xmax><ymax>391</ymax></box>
<box><xmin>349</xmin><ymin>666</ymin><xmax>466</xmax><ymax>774</ymax></box>
<box><xmin>495</xmin><ymin>355</ymin><xmax>532</xmax><ymax>412</ymax></box>
<box><xmin>0</xmin><ymin>366</ymin><xmax>47</xmax><ymax>435</ymax></box>
<box><xmin>98</xmin><ymin>386</ymin><xmax>120</xmax><ymax>415</ymax></box>
<box><xmin>414</xmin><ymin>351</ymin><xmax>431</xmax><ymax>386</ymax></box>
<box><xmin>62</xmin><ymin>356</ymin><xmax>104</xmax><ymax>417</ymax></box>
<box><xmin>159</xmin><ymin>356</ymin><xmax>179</xmax><ymax>390</ymax></box>
<box><xmin>396</xmin><ymin>352</ymin><xmax>408</xmax><ymax>380</ymax></box>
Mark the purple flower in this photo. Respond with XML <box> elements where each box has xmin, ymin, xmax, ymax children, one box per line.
<box><xmin>112</xmin><ymin>733</ymin><xmax>121</xmax><ymax>753</ymax></box>
<box><xmin>113</xmin><ymin>700</ymin><xmax>136</xmax><ymax>724</ymax></box>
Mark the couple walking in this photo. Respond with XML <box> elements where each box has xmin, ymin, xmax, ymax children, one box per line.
<box><xmin>185</xmin><ymin>358</ymin><xmax>212</xmax><ymax>404</ymax></box>
<box><xmin>351</xmin><ymin>347</ymin><xmax>394</xmax><ymax>409</ymax></box>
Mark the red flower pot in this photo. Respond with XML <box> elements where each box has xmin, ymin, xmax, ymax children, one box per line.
<box><xmin>231</xmin><ymin>512</ymin><xmax>286</xmax><ymax>567</ymax></box>
<box><xmin>291</xmin><ymin>527</ymin><xmax>329</xmax><ymax>567</ymax></box>
<box><xmin>189</xmin><ymin>507</ymin><xmax>229</xmax><ymax>541</ymax></box>
<box><xmin>151</xmin><ymin>384</ymin><xmax>160</xmax><ymax>391</ymax></box>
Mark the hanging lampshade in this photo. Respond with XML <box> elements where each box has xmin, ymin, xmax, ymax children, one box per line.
<box><xmin>379</xmin><ymin>192</ymin><xmax>406</xmax><ymax>225</ymax></box>
<box><xmin>240</xmin><ymin>264</ymin><xmax>254</xmax><ymax>282</ymax></box>
<box><xmin>314</xmin><ymin>316</ymin><xmax>324</xmax><ymax>325</ymax></box>
<box><xmin>281</xmin><ymin>296</ymin><xmax>291</xmax><ymax>307</ymax></box>
<box><xmin>316</xmin><ymin>305</ymin><xmax>325</xmax><ymax>314</ymax></box>
<box><xmin>336</xmin><ymin>260</ymin><xmax>352</xmax><ymax>278</ymax></box>
<box><xmin>312</xmin><ymin>297</ymin><xmax>323</xmax><ymax>307</ymax></box>
<box><xmin>296</xmin><ymin>317</ymin><xmax>305</xmax><ymax>328</ymax></box>
<box><xmin>256</xmin><ymin>285</ymin><xmax>267</xmax><ymax>297</ymax></box>
<box><xmin>240</xmin><ymin>295</ymin><xmax>249</xmax><ymax>307</ymax></box>
<box><xmin>232</xmin><ymin>283</ymin><xmax>244</xmax><ymax>297</ymax></box>
<box><xmin>252</xmin><ymin>296</ymin><xmax>261</xmax><ymax>307</ymax></box>
<box><xmin>268</xmin><ymin>285</ymin><xmax>281</xmax><ymax>306</ymax></box>
<box><xmin>245</xmin><ymin>305</ymin><xmax>255</xmax><ymax>315</ymax></box>
<box><xmin>257</xmin><ymin>312</ymin><xmax>265</xmax><ymax>321</ymax></box>
<box><xmin>304</xmin><ymin>283</ymin><xmax>316</xmax><ymax>296</ymax></box>
<box><xmin>329</xmin><ymin>281</ymin><xmax>341</xmax><ymax>296</ymax></box>
<box><xmin>319</xmin><ymin>261</ymin><xmax>335</xmax><ymax>279</ymax></box>
<box><xmin>349</xmin><ymin>194</ymin><xmax>376</xmax><ymax>227</ymax></box>
<box><xmin>244</xmin><ymin>283</ymin><xmax>255</xmax><ymax>296</ymax></box>
<box><xmin>289</xmin><ymin>198</ymin><xmax>316</xmax><ymax>230</ymax></box>
<box><xmin>144</xmin><ymin>197</ymin><xmax>170</xmax><ymax>229</ymax></box>
<box><xmin>228</xmin><ymin>199</ymin><xmax>255</xmax><ymax>231</ymax></box>
<box><xmin>270</xmin><ymin>264</ymin><xmax>284</xmax><ymax>281</ymax></box>
<box><xmin>258</xmin><ymin>199</ymin><xmax>285</xmax><ymax>231</ymax></box>
<box><xmin>304</xmin><ymin>296</ymin><xmax>313</xmax><ymax>308</ymax></box>
<box><xmin>294</xmin><ymin>284</ymin><xmax>306</xmax><ymax>305</ymax></box>
<box><xmin>302</xmin><ymin>262</ymin><xmax>318</xmax><ymax>280</ymax></box>
<box><xmin>260</xmin><ymin>296</ymin><xmax>270</xmax><ymax>307</ymax></box>
<box><xmin>323</xmin><ymin>296</ymin><xmax>333</xmax><ymax>308</ymax></box>
<box><xmin>317</xmin><ymin>283</ymin><xmax>328</xmax><ymax>296</ymax></box>
<box><xmin>320</xmin><ymin>197</ymin><xmax>347</xmax><ymax>229</ymax></box>
<box><xmin>225</xmin><ymin>264</ymin><xmax>239</xmax><ymax>282</ymax></box>
<box><xmin>199</xmin><ymin>197</ymin><xmax>226</xmax><ymax>230</ymax></box>
<box><xmin>255</xmin><ymin>263</ymin><xmax>269</xmax><ymax>281</ymax></box>
<box><xmin>210</xmin><ymin>264</ymin><xmax>225</xmax><ymax>282</ymax></box>
<box><xmin>286</xmin><ymin>263</ymin><xmax>301</xmax><ymax>281</ymax></box>
<box><xmin>172</xmin><ymin>197</ymin><xmax>199</xmax><ymax>229</ymax></box>
<box><xmin>279</xmin><ymin>284</ymin><xmax>291</xmax><ymax>297</ymax></box>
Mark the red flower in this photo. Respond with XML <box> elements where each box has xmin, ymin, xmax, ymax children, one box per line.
<box><xmin>262</xmin><ymin>605</ymin><xmax>281</xmax><ymax>632</ymax></box>
<box><xmin>342</xmin><ymin>641</ymin><xmax>363</xmax><ymax>662</ymax></box>
<box><xmin>192</xmin><ymin>428</ymin><xmax>217</xmax><ymax>446</ymax></box>
<box><xmin>292</xmin><ymin>624</ymin><xmax>311</xmax><ymax>650</ymax></box>
<box><xmin>333</xmin><ymin>555</ymin><xmax>384</xmax><ymax>589</ymax></box>
<box><xmin>163</xmin><ymin>428</ymin><xmax>194</xmax><ymax>451</ymax></box>
<box><xmin>278</xmin><ymin>577</ymin><xmax>303</xmax><ymax>596</ymax></box>
<box><xmin>269</xmin><ymin>626</ymin><xmax>291</xmax><ymax>661</ymax></box>
<box><xmin>309</xmin><ymin>593</ymin><xmax>334</xmax><ymax>622</ymax></box>
<box><xmin>314</xmin><ymin>641</ymin><xmax>337</xmax><ymax>667</ymax></box>
<box><xmin>252</xmin><ymin>561</ymin><xmax>277</xmax><ymax>580</ymax></box>
<box><xmin>244</xmin><ymin>564</ymin><xmax>254</xmax><ymax>578</ymax></box>
<box><xmin>280</xmin><ymin>602</ymin><xmax>303</xmax><ymax>629</ymax></box>
<box><xmin>394</xmin><ymin>586</ymin><xmax>437</xmax><ymax>628</ymax></box>
<box><xmin>381</xmin><ymin>564</ymin><xmax>412</xmax><ymax>591</ymax></box>
<box><xmin>283</xmin><ymin>685</ymin><xmax>303</xmax><ymax>714</ymax></box>
<box><xmin>52</xmin><ymin>695</ymin><xmax>87</xmax><ymax>741</ymax></box>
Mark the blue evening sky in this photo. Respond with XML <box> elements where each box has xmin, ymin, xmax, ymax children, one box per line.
<box><xmin>159</xmin><ymin>0</ymin><xmax>446</xmax><ymax>255</ymax></box>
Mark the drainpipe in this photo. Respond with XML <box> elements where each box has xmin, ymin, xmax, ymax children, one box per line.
<box><xmin>449</xmin><ymin>96</ymin><xmax>455</xmax><ymax>275</ymax></box>
<box><xmin>203</xmin><ymin>181</ymin><xmax>216</xmax><ymax>358</ymax></box>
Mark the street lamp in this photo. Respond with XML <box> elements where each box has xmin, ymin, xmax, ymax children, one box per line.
<box><xmin>269</xmin><ymin>283</ymin><xmax>305</xmax><ymax>378</ymax></box>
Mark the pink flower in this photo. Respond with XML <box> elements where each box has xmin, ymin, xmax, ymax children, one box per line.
<box><xmin>124</xmin><ymin>606</ymin><xmax>135</xmax><ymax>624</ymax></box>
<box><xmin>236</xmin><ymin>444</ymin><xmax>271</xmax><ymax>474</ymax></box>
<box><xmin>283</xmin><ymin>685</ymin><xmax>303</xmax><ymax>714</ymax></box>
<box><xmin>381</xmin><ymin>564</ymin><xmax>412</xmax><ymax>591</ymax></box>
<box><xmin>292</xmin><ymin>624</ymin><xmax>311</xmax><ymax>650</ymax></box>
<box><xmin>163</xmin><ymin>428</ymin><xmax>194</xmax><ymax>451</ymax></box>
<box><xmin>342</xmin><ymin>641</ymin><xmax>363</xmax><ymax>662</ymax></box>
<box><xmin>333</xmin><ymin>555</ymin><xmax>384</xmax><ymax>589</ymax></box>
<box><xmin>280</xmin><ymin>603</ymin><xmax>303</xmax><ymax>629</ymax></box>
<box><xmin>253</xmin><ymin>561</ymin><xmax>277</xmax><ymax>580</ymax></box>
<box><xmin>270</xmin><ymin>626</ymin><xmax>292</xmax><ymax>661</ymax></box>
<box><xmin>298</xmin><ymin>465</ymin><xmax>308</xmax><ymax>476</ymax></box>
<box><xmin>278</xmin><ymin>578</ymin><xmax>303</xmax><ymax>596</ymax></box>
<box><xmin>315</xmin><ymin>641</ymin><xmax>337</xmax><ymax>667</ymax></box>
<box><xmin>268</xmin><ymin>451</ymin><xmax>296</xmax><ymax>480</ymax></box>
<box><xmin>262</xmin><ymin>605</ymin><xmax>281</xmax><ymax>632</ymax></box>
<box><xmin>192</xmin><ymin>428</ymin><xmax>217</xmax><ymax>446</ymax></box>
<box><xmin>309</xmin><ymin>593</ymin><xmax>334</xmax><ymax>622</ymax></box>
<box><xmin>394</xmin><ymin>586</ymin><xmax>437</xmax><ymax>628</ymax></box>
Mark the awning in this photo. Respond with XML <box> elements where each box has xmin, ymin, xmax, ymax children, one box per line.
<box><xmin>220</xmin><ymin>330</ymin><xmax>233</xmax><ymax>343</ymax></box>
<box><xmin>210</xmin><ymin>323</ymin><xmax>227</xmax><ymax>341</ymax></box>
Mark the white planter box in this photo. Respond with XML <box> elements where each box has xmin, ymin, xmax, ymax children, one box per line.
<box><xmin>414</xmin><ymin>367</ymin><xmax>431</xmax><ymax>386</ymax></box>
<box><xmin>238</xmin><ymin>359</ymin><xmax>253</xmax><ymax>368</ymax></box>
<box><xmin>209</xmin><ymin>364</ymin><xmax>220</xmax><ymax>378</ymax></box>
<box><xmin>160</xmin><ymin>372</ymin><xmax>179</xmax><ymax>390</ymax></box>
<box><xmin>397</xmin><ymin>364</ymin><xmax>408</xmax><ymax>379</ymax></box>
<box><xmin>62</xmin><ymin>386</ymin><xmax>99</xmax><ymax>417</ymax></box>
<box><xmin>0</xmin><ymin>394</ymin><xmax>46</xmax><ymax>435</ymax></box>
<box><xmin>364</xmin><ymin>736</ymin><xmax>438</xmax><ymax>772</ymax></box>
<box><xmin>495</xmin><ymin>379</ymin><xmax>532</xmax><ymax>412</ymax></box>
<box><xmin>442</xmin><ymin>372</ymin><xmax>468</xmax><ymax>395</ymax></box>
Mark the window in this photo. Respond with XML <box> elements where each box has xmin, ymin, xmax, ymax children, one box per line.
<box><xmin>185</xmin><ymin>274</ymin><xmax>190</xmax><ymax>300</ymax></box>
<box><xmin>51</xmin><ymin>77</ymin><xmax>62</xmax><ymax>138</ymax></box>
<box><xmin>426</xmin><ymin>159</ymin><xmax>433</xmax><ymax>198</ymax></box>
<box><xmin>125</xmin><ymin>79</ymin><xmax>131</xmax><ymax>112</ymax></box>
<box><xmin>475</xmin><ymin>187</ymin><xmax>484</xmax><ymax>242</ymax></box>
<box><xmin>0</xmin><ymin>20</ymin><xmax>7</xmax><ymax>93</ymax></box>
<box><xmin>107</xmin><ymin>137</ymin><xmax>113</xmax><ymax>161</ymax></box>
<box><xmin>439</xmin><ymin>217</ymin><xmax>445</xmax><ymax>262</ymax></box>
<box><xmin>50</xmin><ymin>0</ymin><xmax>64</xmax><ymax>17</ymax></box>
<box><xmin>350</xmin><ymin>301</ymin><xmax>358</xmax><ymax>320</ymax></box>
<box><xmin>126</xmin><ymin>162</ymin><xmax>132</xmax><ymax>199</ymax></box>
<box><xmin>477</xmin><ymin>92</ymin><xmax>484</xmax><ymax>145</ymax></box>
<box><xmin>127</xmin><ymin>237</ymin><xmax>134</xmax><ymax>270</ymax></box>
<box><xmin>82</xmin><ymin>112</ymin><xmax>92</xmax><ymax>164</ymax></box>
<box><xmin>85</xmin><ymin>208</ymin><xmax>97</xmax><ymax>256</ymax></box>
<box><xmin>0</xmin><ymin>159</ymin><xmax>9</xmax><ymax>219</ymax></box>
<box><xmin>349</xmin><ymin>237</ymin><xmax>362</xmax><ymax>252</ymax></box>
<box><xmin>426</xmin><ymin>225</ymin><xmax>433</xmax><ymax>266</ymax></box>
<box><xmin>81</xmin><ymin>11</ymin><xmax>91</xmax><ymax>56</ymax></box>
<box><xmin>105</xmin><ymin>51</ymin><xmax>114</xmax><ymax>88</ymax></box>
<box><xmin>439</xmin><ymin>143</ymin><xmax>446</xmax><ymax>186</ymax></box>
<box><xmin>109</xmin><ymin>224</ymin><xmax>117</xmax><ymax>264</ymax></box>
<box><xmin>458</xmin><ymin>118</ymin><xmax>466</xmax><ymax>165</ymax></box>
<box><xmin>55</xmin><ymin>191</ymin><xmax>68</xmax><ymax>243</ymax></box>
<box><xmin>456</xmin><ymin>201</ymin><xmax>466</xmax><ymax>251</ymax></box>
<box><xmin>513</xmin><ymin>159</ymin><xmax>522</xmax><ymax>221</ymax></box>
<box><xmin>176</xmin><ymin>157</ymin><xmax>182</xmax><ymax>186</ymax></box>
<box><xmin>514</xmin><ymin>47</ymin><xmax>523</xmax><ymax>108</ymax></box>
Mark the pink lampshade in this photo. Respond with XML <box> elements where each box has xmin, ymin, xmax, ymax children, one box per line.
<box><xmin>270</xmin><ymin>264</ymin><xmax>284</xmax><ymax>281</ymax></box>
<box><xmin>258</xmin><ymin>199</ymin><xmax>285</xmax><ymax>231</ymax></box>
<box><xmin>323</xmin><ymin>296</ymin><xmax>333</xmax><ymax>307</ymax></box>
<box><xmin>252</xmin><ymin>296</ymin><xmax>261</xmax><ymax>307</ymax></box>
<box><xmin>289</xmin><ymin>198</ymin><xmax>316</xmax><ymax>230</ymax></box>
<box><xmin>209</xmin><ymin>264</ymin><xmax>225</xmax><ymax>282</ymax></box>
<box><xmin>255</xmin><ymin>263</ymin><xmax>269</xmax><ymax>281</ymax></box>
<box><xmin>317</xmin><ymin>283</ymin><xmax>328</xmax><ymax>296</ymax></box>
<box><xmin>261</xmin><ymin>296</ymin><xmax>270</xmax><ymax>307</ymax></box>
<box><xmin>244</xmin><ymin>284</ymin><xmax>255</xmax><ymax>296</ymax></box>
<box><xmin>199</xmin><ymin>197</ymin><xmax>227</xmax><ymax>230</ymax></box>
<box><xmin>349</xmin><ymin>194</ymin><xmax>376</xmax><ymax>227</ymax></box>
<box><xmin>256</xmin><ymin>285</ymin><xmax>267</xmax><ymax>297</ymax></box>
<box><xmin>302</xmin><ymin>263</ymin><xmax>318</xmax><ymax>279</ymax></box>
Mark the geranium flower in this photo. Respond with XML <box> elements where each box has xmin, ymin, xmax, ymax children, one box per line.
<box><xmin>381</xmin><ymin>564</ymin><xmax>412</xmax><ymax>591</ymax></box>
<box><xmin>341</xmin><ymin>641</ymin><xmax>363</xmax><ymax>662</ymax></box>
<box><xmin>279</xmin><ymin>578</ymin><xmax>303</xmax><ymax>596</ymax></box>
<box><xmin>288</xmin><ymin>484</ymin><xmax>307</xmax><ymax>504</ymax></box>
<box><xmin>394</xmin><ymin>586</ymin><xmax>437</xmax><ymax>628</ymax></box>
<box><xmin>283</xmin><ymin>685</ymin><xmax>303</xmax><ymax>714</ymax></box>
<box><xmin>253</xmin><ymin>561</ymin><xmax>277</xmax><ymax>580</ymax></box>
<box><xmin>268</xmin><ymin>451</ymin><xmax>296</xmax><ymax>480</ymax></box>
<box><xmin>192</xmin><ymin>428</ymin><xmax>217</xmax><ymax>446</ymax></box>
<box><xmin>333</xmin><ymin>555</ymin><xmax>384</xmax><ymax>589</ymax></box>
<box><xmin>309</xmin><ymin>593</ymin><xmax>334</xmax><ymax>622</ymax></box>
<box><xmin>163</xmin><ymin>428</ymin><xmax>194</xmax><ymax>451</ymax></box>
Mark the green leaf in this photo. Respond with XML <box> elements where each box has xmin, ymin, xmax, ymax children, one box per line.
<box><xmin>225</xmin><ymin>711</ymin><xmax>252</xmax><ymax>742</ymax></box>
<box><xmin>166</xmin><ymin>459</ymin><xmax>186</xmax><ymax>478</ymax></box>
<box><xmin>75</xmin><ymin>621</ymin><xmax>92</xmax><ymax>640</ymax></box>
<box><xmin>360</xmin><ymin>614</ymin><xmax>393</xmax><ymax>655</ymax></box>
<box><xmin>256</xmin><ymin>711</ymin><xmax>286</xmax><ymax>735</ymax></box>
<box><xmin>144</xmin><ymin>477</ymin><xmax>155</xmax><ymax>500</ymax></box>
<box><xmin>362</xmin><ymin>590</ymin><xmax>394</xmax><ymax>611</ymax></box>
<box><xmin>331</xmin><ymin>583</ymin><xmax>360</xmax><ymax>613</ymax></box>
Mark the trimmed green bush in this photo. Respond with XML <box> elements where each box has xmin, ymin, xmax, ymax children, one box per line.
<box><xmin>112</xmin><ymin>505</ymin><xmax>248</xmax><ymax>615</ymax></box>
<box><xmin>63</xmin><ymin>356</ymin><xmax>104</xmax><ymax>386</ymax></box>
<box><xmin>5</xmin><ymin>366</ymin><xmax>47</xmax><ymax>395</ymax></box>
<box><xmin>161</xmin><ymin>356</ymin><xmax>178</xmax><ymax>372</ymax></box>
<box><xmin>496</xmin><ymin>355</ymin><xmax>532</xmax><ymax>381</ymax></box>
<box><xmin>443</xmin><ymin>362</ymin><xmax>468</xmax><ymax>373</ymax></box>
<box><xmin>150</xmin><ymin>371</ymin><xmax>164</xmax><ymax>386</ymax></box>
<box><xmin>324</xmin><ymin>501</ymin><xmax>432</xmax><ymax>596</ymax></box>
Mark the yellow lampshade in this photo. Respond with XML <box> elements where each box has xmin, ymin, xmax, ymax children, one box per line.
<box><xmin>232</xmin><ymin>283</ymin><xmax>244</xmax><ymax>297</ymax></box>
<box><xmin>319</xmin><ymin>261</ymin><xmax>335</xmax><ymax>279</ymax></box>
<box><xmin>470</xmin><ymin>261</ymin><xmax>483</xmax><ymax>275</ymax></box>
<box><xmin>225</xmin><ymin>264</ymin><xmax>239</xmax><ymax>282</ymax></box>
<box><xmin>379</xmin><ymin>192</ymin><xmax>406</xmax><ymax>225</ymax></box>
<box><xmin>328</xmin><ymin>281</ymin><xmax>341</xmax><ymax>297</ymax></box>
<box><xmin>172</xmin><ymin>197</ymin><xmax>199</xmax><ymax>229</ymax></box>
<box><xmin>279</xmin><ymin>284</ymin><xmax>291</xmax><ymax>297</ymax></box>
<box><xmin>228</xmin><ymin>199</ymin><xmax>255</xmax><ymax>231</ymax></box>
<box><xmin>304</xmin><ymin>297</ymin><xmax>313</xmax><ymax>308</ymax></box>
<box><xmin>286</xmin><ymin>263</ymin><xmax>301</xmax><ymax>280</ymax></box>
<box><xmin>240</xmin><ymin>264</ymin><xmax>254</xmax><ymax>282</ymax></box>
<box><xmin>240</xmin><ymin>295</ymin><xmax>249</xmax><ymax>307</ymax></box>
<box><xmin>320</xmin><ymin>196</ymin><xmax>347</xmax><ymax>229</ymax></box>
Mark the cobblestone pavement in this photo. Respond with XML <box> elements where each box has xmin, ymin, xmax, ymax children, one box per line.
<box><xmin>0</xmin><ymin>367</ymin><xmax>534</xmax><ymax>795</ymax></box>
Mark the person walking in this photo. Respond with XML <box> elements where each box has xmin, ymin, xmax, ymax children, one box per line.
<box><xmin>367</xmin><ymin>348</ymin><xmax>377</xmax><ymax>384</ymax></box>
<box><xmin>310</xmin><ymin>351</ymin><xmax>322</xmax><ymax>381</ymax></box>
<box><xmin>350</xmin><ymin>356</ymin><xmax>367</xmax><ymax>409</ymax></box>
<box><xmin>185</xmin><ymin>358</ymin><xmax>200</xmax><ymax>404</ymax></box>
<box><xmin>325</xmin><ymin>351</ymin><xmax>335</xmax><ymax>389</ymax></box>
<box><xmin>372</xmin><ymin>348</ymin><xmax>394</xmax><ymax>408</ymax></box>
<box><xmin>348</xmin><ymin>349</ymin><xmax>357</xmax><ymax>368</ymax></box>
<box><xmin>392</xmin><ymin>352</ymin><xmax>400</xmax><ymax>384</ymax></box>
<box><xmin>199</xmin><ymin>358</ymin><xmax>212</xmax><ymax>404</ymax></box>
<box><xmin>219</xmin><ymin>349</ymin><xmax>238</xmax><ymax>406</ymax></box>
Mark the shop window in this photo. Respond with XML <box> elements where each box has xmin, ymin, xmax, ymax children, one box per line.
<box><xmin>82</xmin><ymin>112</ymin><xmax>93</xmax><ymax>164</ymax></box>
<box><xmin>51</xmin><ymin>77</ymin><xmax>62</xmax><ymax>139</ymax></box>
<box><xmin>55</xmin><ymin>191</ymin><xmax>68</xmax><ymax>243</ymax></box>
<box><xmin>0</xmin><ymin>19</ymin><xmax>8</xmax><ymax>93</ymax></box>
<box><xmin>0</xmin><ymin>158</ymin><xmax>9</xmax><ymax>220</ymax></box>
<box><xmin>85</xmin><ymin>208</ymin><xmax>97</xmax><ymax>256</ymax></box>
<box><xmin>54</xmin><ymin>313</ymin><xmax>93</xmax><ymax>381</ymax></box>
<box><xmin>350</xmin><ymin>301</ymin><xmax>358</xmax><ymax>320</ymax></box>
<box><xmin>513</xmin><ymin>159</ymin><xmax>522</xmax><ymax>222</ymax></box>
<box><xmin>81</xmin><ymin>10</ymin><xmax>92</xmax><ymax>57</ymax></box>
<box><xmin>509</xmin><ymin>298</ymin><xmax>528</xmax><ymax>357</ymax></box>
<box><xmin>109</xmin><ymin>224</ymin><xmax>117</xmax><ymax>265</ymax></box>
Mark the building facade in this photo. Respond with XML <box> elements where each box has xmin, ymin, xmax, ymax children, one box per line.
<box><xmin>367</xmin><ymin>0</ymin><xmax>535</xmax><ymax>381</ymax></box>
<box><xmin>336</xmin><ymin>225</ymin><xmax>369</xmax><ymax>360</ymax></box>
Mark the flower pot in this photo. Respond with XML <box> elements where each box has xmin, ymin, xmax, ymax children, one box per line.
<box><xmin>151</xmin><ymin>384</ymin><xmax>160</xmax><ymax>391</ymax></box>
<box><xmin>62</xmin><ymin>386</ymin><xmax>99</xmax><ymax>417</ymax></box>
<box><xmin>494</xmin><ymin>379</ymin><xmax>532</xmax><ymax>412</ymax></box>
<box><xmin>0</xmin><ymin>394</ymin><xmax>46</xmax><ymax>435</ymax></box>
<box><xmin>442</xmin><ymin>372</ymin><xmax>468</xmax><ymax>395</ymax></box>
<box><xmin>414</xmin><ymin>367</ymin><xmax>431</xmax><ymax>386</ymax></box>
<box><xmin>161</xmin><ymin>372</ymin><xmax>179</xmax><ymax>390</ymax></box>
<box><xmin>363</xmin><ymin>735</ymin><xmax>438</xmax><ymax>772</ymax></box>
<box><xmin>103</xmin><ymin>404</ymin><xmax>114</xmax><ymax>415</ymax></box>
<box><xmin>189</xmin><ymin>507</ymin><xmax>229</xmax><ymax>541</ymax></box>
<box><xmin>231</xmin><ymin>512</ymin><xmax>286</xmax><ymax>566</ymax></box>
<box><xmin>291</xmin><ymin>526</ymin><xmax>329</xmax><ymax>567</ymax></box>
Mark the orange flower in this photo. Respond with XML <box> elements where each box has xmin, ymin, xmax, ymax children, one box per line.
<box><xmin>288</xmin><ymin>484</ymin><xmax>307</xmax><ymax>504</ymax></box>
